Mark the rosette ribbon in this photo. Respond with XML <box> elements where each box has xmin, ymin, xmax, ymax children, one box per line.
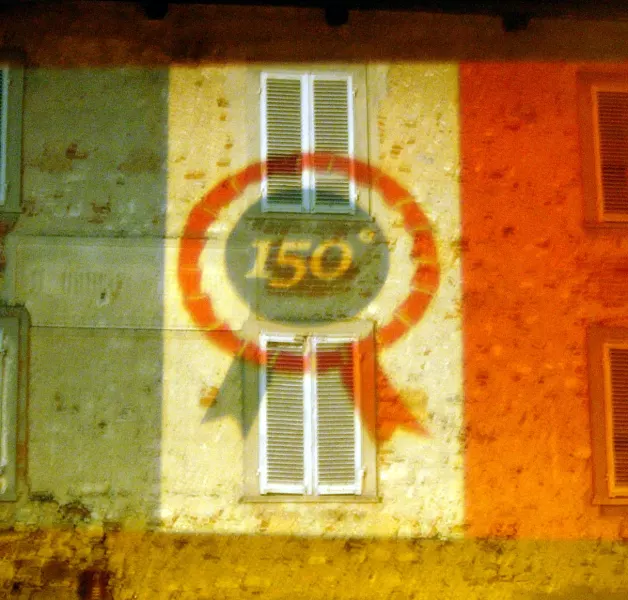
<box><xmin>178</xmin><ymin>153</ymin><xmax>439</xmax><ymax>440</ymax></box>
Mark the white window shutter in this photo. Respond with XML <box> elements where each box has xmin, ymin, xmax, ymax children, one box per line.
<box><xmin>0</xmin><ymin>316</ymin><xmax>20</xmax><ymax>501</ymax></box>
<box><xmin>261</xmin><ymin>74</ymin><xmax>307</xmax><ymax>212</ymax></box>
<box><xmin>595</xmin><ymin>90</ymin><xmax>628</xmax><ymax>218</ymax></box>
<box><xmin>0</xmin><ymin>327</ymin><xmax>6</xmax><ymax>477</ymax></box>
<box><xmin>607</xmin><ymin>346</ymin><xmax>628</xmax><ymax>495</ymax></box>
<box><xmin>311</xmin><ymin>76</ymin><xmax>355</xmax><ymax>213</ymax></box>
<box><xmin>313</xmin><ymin>338</ymin><xmax>361</xmax><ymax>495</ymax></box>
<box><xmin>0</xmin><ymin>67</ymin><xmax>7</xmax><ymax>207</ymax></box>
<box><xmin>259</xmin><ymin>337</ymin><xmax>309</xmax><ymax>494</ymax></box>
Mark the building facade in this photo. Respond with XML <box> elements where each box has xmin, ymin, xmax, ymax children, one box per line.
<box><xmin>1</xmin><ymin>2</ymin><xmax>628</xmax><ymax>598</ymax></box>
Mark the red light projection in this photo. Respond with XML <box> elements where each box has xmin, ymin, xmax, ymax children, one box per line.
<box><xmin>178</xmin><ymin>153</ymin><xmax>439</xmax><ymax>440</ymax></box>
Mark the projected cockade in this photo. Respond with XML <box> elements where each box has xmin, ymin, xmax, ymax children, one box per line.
<box><xmin>225</xmin><ymin>200</ymin><xmax>388</xmax><ymax>324</ymax></box>
<box><xmin>178</xmin><ymin>153</ymin><xmax>439</xmax><ymax>440</ymax></box>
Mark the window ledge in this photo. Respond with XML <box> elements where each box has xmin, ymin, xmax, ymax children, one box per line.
<box><xmin>593</xmin><ymin>494</ymin><xmax>628</xmax><ymax>506</ymax></box>
<box><xmin>245</xmin><ymin>212</ymin><xmax>374</xmax><ymax>223</ymax></box>
<box><xmin>584</xmin><ymin>219</ymin><xmax>628</xmax><ymax>230</ymax></box>
<box><xmin>600</xmin><ymin>504</ymin><xmax>628</xmax><ymax>517</ymax></box>
<box><xmin>240</xmin><ymin>494</ymin><xmax>380</xmax><ymax>504</ymax></box>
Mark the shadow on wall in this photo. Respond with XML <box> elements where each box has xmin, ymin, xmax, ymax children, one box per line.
<box><xmin>17</xmin><ymin>67</ymin><xmax>169</xmax><ymax>525</ymax></box>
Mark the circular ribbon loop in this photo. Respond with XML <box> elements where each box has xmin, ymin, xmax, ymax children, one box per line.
<box><xmin>178</xmin><ymin>153</ymin><xmax>440</xmax><ymax>440</ymax></box>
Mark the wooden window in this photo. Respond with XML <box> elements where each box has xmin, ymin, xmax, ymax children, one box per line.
<box><xmin>260</xmin><ymin>71</ymin><xmax>358</xmax><ymax>214</ymax></box>
<box><xmin>0</xmin><ymin>59</ymin><xmax>23</xmax><ymax>214</ymax></box>
<box><xmin>243</xmin><ymin>322</ymin><xmax>377</xmax><ymax>501</ymax></box>
<box><xmin>0</xmin><ymin>66</ymin><xmax>6</xmax><ymax>205</ymax></box>
<box><xmin>578</xmin><ymin>72</ymin><xmax>628</xmax><ymax>225</ymax></box>
<box><xmin>588</xmin><ymin>325</ymin><xmax>628</xmax><ymax>505</ymax></box>
<box><xmin>0</xmin><ymin>309</ymin><xmax>28</xmax><ymax>502</ymax></box>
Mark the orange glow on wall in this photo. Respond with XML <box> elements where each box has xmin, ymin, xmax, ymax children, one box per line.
<box><xmin>461</xmin><ymin>62</ymin><xmax>628</xmax><ymax>539</ymax></box>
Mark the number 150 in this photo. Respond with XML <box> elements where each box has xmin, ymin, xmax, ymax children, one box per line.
<box><xmin>245</xmin><ymin>239</ymin><xmax>353</xmax><ymax>289</ymax></box>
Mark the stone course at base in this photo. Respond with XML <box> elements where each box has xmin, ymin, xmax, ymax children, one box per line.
<box><xmin>1</xmin><ymin>529</ymin><xmax>628</xmax><ymax>599</ymax></box>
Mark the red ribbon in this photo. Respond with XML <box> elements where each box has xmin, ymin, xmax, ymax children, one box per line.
<box><xmin>178</xmin><ymin>153</ymin><xmax>439</xmax><ymax>441</ymax></box>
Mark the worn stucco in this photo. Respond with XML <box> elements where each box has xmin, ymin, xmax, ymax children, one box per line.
<box><xmin>1</xmin><ymin>68</ymin><xmax>168</xmax><ymax>526</ymax></box>
<box><xmin>3</xmin><ymin>530</ymin><xmax>628</xmax><ymax>599</ymax></box>
<box><xmin>160</xmin><ymin>63</ymin><xmax>463</xmax><ymax>536</ymax></box>
<box><xmin>0</xmin><ymin>60</ymin><xmax>465</xmax><ymax>535</ymax></box>
<box><xmin>460</xmin><ymin>62</ymin><xmax>628</xmax><ymax>539</ymax></box>
<box><xmin>0</xmin><ymin>2</ymin><xmax>627</xmax><ymax>597</ymax></box>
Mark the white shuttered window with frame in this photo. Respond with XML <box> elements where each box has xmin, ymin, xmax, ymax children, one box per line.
<box><xmin>577</xmin><ymin>72</ymin><xmax>628</xmax><ymax>225</ymax></box>
<box><xmin>260</xmin><ymin>72</ymin><xmax>356</xmax><ymax>214</ymax></box>
<box><xmin>0</xmin><ymin>60</ymin><xmax>23</xmax><ymax>213</ymax></box>
<box><xmin>258</xmin><ymin>333</ymin><xmax>363</xmax><ymax>496</ymax></box>
<box><xmin>0</xmin><ymin>312</ymin><xmax>25</xmax><ymax>502</ymax></box>
<box><xmin>604</xmin><ymin>343</ymin><xmax>628</xmax><ymax>496</ymax></box>
<box><xmin>0</xmin><ymin>67</ymin><xmax>8</xmax><ymax>207</ymax></box>
<box><xmin>593</xmin><ymin>87</ymin><xmax>628</xmax><ymax>221</ymax></box>
<box><xmin>587</xmin><ymin>325</ymin><xmax>628</xmax><ymax>506</ymax></box>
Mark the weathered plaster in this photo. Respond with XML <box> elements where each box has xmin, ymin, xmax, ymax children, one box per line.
<box><xmin>1</xmin><ymin>67</ymin><xmax>168</xmax><ymax>528</ymax></box>
<box><xmin>1</xmin><ymin>1</ymin><xmax>628</xmax><ymax>597</ymax></box>
<box><xmin>3</xmin><ymin>530</ymin><xmax>628</xmax><ymax>599</ymax></box>
<box><xmin>461</xmin><ymin>62</ymin><xmax>628</xmax><ymax>539</ymax></box>
<box><xmin>16</xmin><ymin>68</ymin><xmax>168</xmax><ymax>237</ymax></box>
<box><xmin>162</xmin><ymin>63</ymin><xmax>463</xmax><ymax>537</ymax></box>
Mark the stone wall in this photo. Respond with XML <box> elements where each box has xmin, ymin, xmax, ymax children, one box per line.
<box><xmin>2</xmin><ymin>529</ymin><xmax>628</xmax><ymax>599</ymax></box>
<box><xmin>3</xmin><ymin>2</ymin><xmax>628</xmax><ymax>64</ymax></box>
<box><xmin>460</xmin><ymin>62</ymin><xmax>628</xmax><ymax>539</ymax></box>
<box><xmin>2</xmin><ymin>67</ymin><xmax>168</xmax><ymax>527</ymax></box>
<box><xmin>0</xmin><ymin>1</ymin><xmax>628</xmax><ymax>598</ymax></box>
<box><xmin>0</xmin><ymin>56</ymin><xmax>466</xmax><ymax>535</ymax></box>
<box><xmin>159</xmin><ymin>63</ymin><xmax>463</xmax><ymax>537</ymax></box>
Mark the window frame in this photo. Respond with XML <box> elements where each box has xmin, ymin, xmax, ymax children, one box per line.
<box><xmin>0</xmin><ymin>307</ymin><xmax>28</xmax><ymax>502</ymax></box>
<box><xmin>260</xmin><ymin>71</ymin><xmax>357</xmax><ymax>215</ymax></box>
<box><xmin>242</xmin><ymin>320</ymin><xmax>377</xmax><ymax>502</ymax></box>
<box><xmin>577</xmin><ymin>70</ymin><xmax>628</xmax><ymax>227</ymax></box>
<box><xmin>588</xmin><ymin>324</ymin><xmax>628</xmax><ymax>507</ymax></box>
<box><xmin>246</xmin><ymin>64</ymin><xmax>370</xmax><ymax>219</ymax></box>
<box><xmin>0</xmin><ymin>55</ymin><xmax>24</xmax><ymax>214</ymax></box>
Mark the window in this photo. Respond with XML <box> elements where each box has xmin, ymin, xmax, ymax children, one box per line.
<box><xmin>578</xmin><ymin>71</ymin><xmax>628</xmax><ymax>225</ymax></box>
<box><xmin>259</xmin><ymin>67</ymin><xmax>367</xmax><ymax>215</ymax></box>
<box><xmin>243</xmin><ymin>322</ymin><xmax>377</xmax><ymax>500</ymax></box>
<box><xmin>588</xmin><ymin>325</ymin><xmax>628</xmax><ymax>506</ymax></box>
<box><xmin>0</xmin><ymin>309</ymin><xmax>27</xmax><ymax>502</ymax></box>
<box><xmin>0</xmin><ymin>59</ymin><xmax>24</xmax><ymax>214</ymax></box>
<box><xmin>242</xmin><ymin>67</ymin><xmax>375</xmax><ymax>501</ymax></box>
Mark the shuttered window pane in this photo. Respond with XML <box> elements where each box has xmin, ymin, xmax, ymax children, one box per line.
<box><xmin>597</xmin><ymin>91</ymin><xmax>628</xmax><ymax>216</ymax></box>
<box><xmin>263</xmin><ymin>340</ymin><xmax>306</xmax><ymax>490</ymax></box>
<box><xmin>264</xmin><ymin>77</ymin><xmax>304</xmax><ymax>210</ymax></box>
<box><xmin>312</xmin><ymin>78</ymin><xmax>353</xmax><ymax>212</ymax></box>
<box><xmin>314</xmin><ymin>340</ymin><xmax>359</xmax><ymax>493</ymax></box>
<box><xmin>0</xmin><ymin>328</ymin><xmax>4</xmax><ymax>473</ymax></box>
<box><xmin>610</xmin><ymin>347</ymin><xmax>628</xmax><ymax>488</ymax></box>
<box><xmin>0</xmin><ymin>68</ymin><xmax>6</xmax><ymax>206</ymax></box>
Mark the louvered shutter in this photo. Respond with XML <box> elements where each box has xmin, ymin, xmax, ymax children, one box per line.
<box><xmin>595</xmin><ymin>89</ymin><xmax>628</xmax><ymax>220</ymax></box>
<box><xmin>313</xmin><ymin>338</ymin><xmax>361</xmax><ymax>495</ymax></box>
<box><xmin>261</xmin><ymin>74</ymin><xmax>307</xmax><ymax>212</ymax></box>
<box><xmin>0</xmin><ymin>317</ymin><xmax>19</xmax><ymax>501</ymax></box>
<box><xmin>0</xmin><ymin>67</ymin><xmax>6</xmax><ymax>206</ymax></box>
<box><xmin>0</xmin><ymin>327</ymin><xmax>6</xmax><ymax>477</ymax></box>
<box><xmin>607</xmin><ymin>345</ymin><xmax>628</xmax><ymax>496</ymax></box>
<box><xmin>311</xmin><ymin>76</ymin><xmax>355</xmax><ymax>213</ymax></box>
<box><xmin>259</xmin><ymin>337</ymin><xmax>309</xmax><ymax>494</ymax></box>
